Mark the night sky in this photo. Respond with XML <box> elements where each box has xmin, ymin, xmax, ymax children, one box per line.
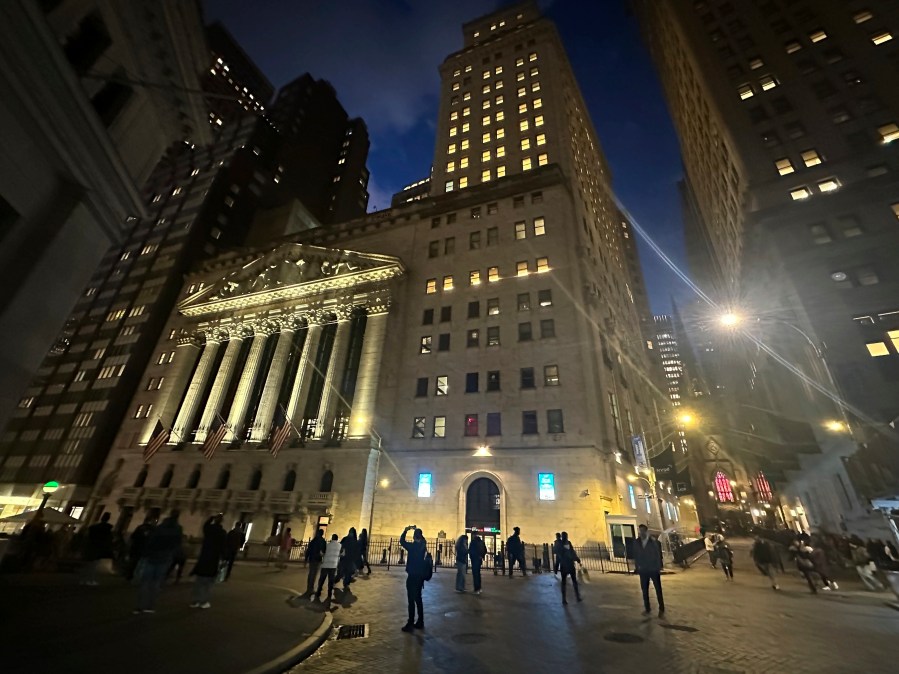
<box><xmin>203</xmin><ymin>0</ymin><xmax>688</xmax><ymax>314</ymax></box>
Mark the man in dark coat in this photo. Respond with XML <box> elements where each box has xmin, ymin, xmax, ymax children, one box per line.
<box><xmin>135</xmin><ymin>510</ymin><xmax>183</xmax><ymax>614</ymax></box>
<box><xmin>339</xmin><ymin>527</ymin><xmax>360</xmax><ymax>590</ymax></box>
<box><xmin>190</xmin><ymin>514</ymin><xmax>226</xmax><ymax>608</ymax></box>
<box><xmin>80</xmin><ymin>512</ymin><xmax>113</xmax><ymax>585</ymax></box>
<box><xmin>126</xmin><ymin>516</ymin><xmax>157</xmax><ymax>581</ymax></box>
<box><xmin>400</xmin><ymin>525</ymin><xmax>428</xmax><ymax>632</ymax></box>
<box><xmin>506</xmin><ymin>526</ymin><xmax>526</xmax><ymax>577</ymax></box>
<box><xmin>633</xmin><ymin>524</ymin><xmax>665</xmax><ymax>616</ymax></box>
<box><xmin>304</xmin><ymin>528</ymin><xmax>327</xmax><ymax>596</ymax></box>
<box><xmin>750</xmin><ymin>536</ymin><xmax>780</xmax><ymax>590</ymax></box>
<box><xmin>223</xmin><ymin>522</ymin><xmax>246</xmax><ymax>581</ymax></box>
<box><xmin>469</xmin><ymin>532</ymin><xmax>487</xmax><ymax>595</ymax></box>
<box><xmin>557</xmin><ymin>531</ymin><xmax>582</xmax><ymax>604</ymax></box>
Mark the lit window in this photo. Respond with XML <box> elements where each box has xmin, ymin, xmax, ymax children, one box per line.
<box><xmin>417</xmin><ymin>473</ymin><xmax>433</xmax><ymax>497</ymax></box>
<box><xmin>891</xmin><ymin>203</ymin><xmax>899</xmax><ymax>219</ymax></box>
<box><xmin>482</xmin><ymin>99</ymin><xmax>491</xmax><ymax>110</ymax></box>
<box><xmin>453</xmin><ymin>69</ymin><xmax>461</xmax><ymax>76</ymax></box>
<box><xmin>482</xmin><ymin>131</ymin><xmax>491</xmax><ymax>143</ymax></box>
<box><xmin>445</xmin><ymin>180</ymin><xmax>454</xmax><ymax>193</ymax></box>
<box><xmin>463</xmin><ymin>106</ymin><xmax>471</xmax><ymax>117</ymax></box>
<box><xmin>515</xmin><ymin>221</ymin><xmax>527</xmax><ymax>239</ymax></box>
<box><xmin>488</xmin><ymin>266</ymin><xmax>500</xmax><ymax>282</ymax></box>
<box><xmin>538</xmin><ymin>153</ymin><xmax>548</xmax><ymax>166</ymax></box>
<box><xmin>470</xmin><ymin>270</ymin><xmax>481</xmax><ymax>285</ymax></box>
<box><xmin>521</xmin><ymin>138</ymin><xmax>531</xmax><ymax>150</ymax></box>
<box><xmin>443</xmin><ymin>275</ymin><xmax>454</xmax><ymax>291</ymax></box>
<box><xmin>450</xmin><ymin>111</ymin><xmax>459</xmax><ymax>121</ymax></box>
<box><xmin>522</xmin><ymin>157</ymin><xmax>533</xmax><ymax>171</ymax></box>
<box><xmin>495</xmin><ymin>80</ymin><xmax>503</xmax><ymax>90</ymax></box>
<box><xmin>538</xmin><ymin>289</ymin><xmax>552</xmax><ymax>306</ymax></box>
<box><xmin>749</xmin><ymin>57</ymin><xmax>764</xmax><ymax>70</ymax></box>
<box><xmin>497</xmin><ymin>165</ymin><xmax>506</xmax><ymax>177</ymax></box>
<box><xmin>785</xmin><ymin>41</ymin><xmax>802</xmax><ymax>54</ymax></box>
<box><xmin>426</xmin><ymin>278</ymin><xmax>437</xmax><ymax>294</ymax></box>
<box><xmin>818</xmin><ymin>178</ymin><xmax>840</xmax><ymax>193</ymax></box>
<box><xmin>536</xmin><ymin>133</ymin><xmax>546</xmax><ymax>146</ymax></box>
<box><xmin>465</xmin><ymin>414</ymin><xmax>479</xmax><ymax>436</ymax></box>
<box><xmin>517</xmin><ymin>260</ymin><xmax>529</xmax><ymax>276</ymax></box>
<box><xmin>452</xmin><ymin>82</ymin><xmax>460</xmax><ymax>91</ymax></box>
<box><xmin>534</xmin><ymin>115</ymin><xmax>544</xmax><ymax>127</ymax></box>
<box><xmin>465</xmin><ymin>65</ymin><xmax>472</xmax><ymax>72</ymax></box>
<box><xmin>628</xmin><ymin>485</ymin><xmax>637</xmax><ymax>509</ymax></box>
<box><xmin>533</xmin><ymin>98</ymin><xmax>543</xmax><ymax>109</ymax></box>
<box><xmin>496</xmin><ymin>145</ymin><xmax>506</xmax><ymax>158</ymax></box>
<box><xmin>518</xmin><ymin>86</ymin><xmax>527</xmax><ymax>98</ymax></box>
<box><xmin>448</xmin><ymin>143</ymin><xmax>457</xmax><ymax>154</ymax></box>
<box><xmin>775</xmin><ymin>158</ymin><xmax>795</xmax><ymax>175</ymax></box>
<box><xmin>738</xmin><ymin>84</ymin><xmax>754</xmax><ymax>100</ymax></box>
<box><xmin>482</xmin><ymin>169</ymin><xmax>492</xmax><ymax>182</ymax></box>
<box><xmin>482</xmin><ymin>150</ymin><xmax>492</xmax><ymax>162</ymax></box>
<box><xmin>459</xmin><ymin>176</ymin><xmax>468</xmax><ymax>188</ymax></box>
<box><xmin>497</xmin><ymin>128</ymin><xmax>505</xmax><ymax>139</ymax></box>
<box><xmin>534</xmin><ymin>216</ymin><xmax>545</xmax><ymax>235</ymax></box>
<box><xmin>433</xmin><ymin>416</ymin><xmax>446</xmax><ymax>438</ymax></box>
<box><xmin>519</xmin><ymin>102</ymin><xmax>528</xmax><ymax>114</ymax></box>
<box><xmin>482</xmin><ymin>84</ymin><xmax>491</xmax><ymax>94</ymax></box>
<box><xmin>866</xmin><ymin>342</ymin><xmax>889</xmax><ymax>357</ymax></box>
<box><xmin>412</xmin><ymin>417</ymin><xmax>426</xmax><ymax>437</ymax></box>
<box><xmin>532</xmin><ymin>82</ymin><xmax>541</xmax><ymax>92</ymax></box>
<box><xmin>495</xmin><ymin>66</ymin><xmax>503</xmax><ymax>75</ymax></box>
<box><xmin>872</xmin><ymin>32</ymin><xmax>893</xmax><ymax>45</ymax></box>
<box><xmin>759</xmin><ymin>75</ymin><xmax>777</xmax><ymax>91</ymax></box>
<box><xmin>878</xmin><ymin>123</ymin><xmax>899</xmax><ymax>144</ymax></box>
<box><xmin>447</xmin><ymin>161</ymin><xmax>456</xmax><ymax>173</ymax></box>
<box><xmin>516</xmin><ymin>57</ymin><xmax>524</xmax><ymax>67</ymax></box>
<box><xmin>790</xmin><ymin>187</ymin><xmax>812</xmax><ymax>200</ymax></box>
<box><xmin>520</xmin><ymin>120</ymin><xmax>530</xmax><ymax>131</ymax></box>
<box><xmin>714</xmin><ymin>471</ymin><xmax>735</xmax><ymax>502</ymax></box>
<box><xmin>450</xmin><ymin>126</ymin><xmax>458</xmax><ymax>137</ymax></box>
<box><xmin>518</xmin><ymin>71</ymin><xmax>525</xmax><ymax>82</ymax></box>
<box><xmin>436</xmin><ymin>376</ymin><xmax>448</xmax><ymax>396</ymax></box>
<box><xmin>536</xmin><ymin>257</ymin><xmax>549</xmax><ymax>273</ymax></box>
<box><xmin>462</xmin><ymin>122</ymin><xmax>470</xmax><ymax>132</ymax></box>
<box><xmin>890</xmin><ymin>330</ymin><xmax>899</xmax><ymax>352</ymax></box>
<box><xmin>529</xmin><ymin>52</ymin><xmax>537</xmax><ymax>62</ymax></box>
<box><xmin>461</xmin><ymin>139</ymin><xmax>470</xmax><ymax>150</ymax></box>
<box><xmin>853</xmin><ymin>10</ymin><xmax>873</xmax><ymax>23</ymax></box>
<box><xmin>544</xmin><ymin>365</ymin><xmax>560</xmax><ymax>386</ymax></box>
<box><xmin>801</xmin><ymin>149</ymin><xmax>822</xmax><ymax>167</ymax></box>
<box><xmin>495</xmin><ymin>111</ymin><xmax>504</xmax><ymax>122</ymax></box>
<box><xmin>809</xmin><ymin>29</ymin><xmax>827</xmax><ymax>43</ymax></box>
<box><xmin>460</xmin><ymin>157</ymin><xmax>469</xmax><ymax>168</ymax></box>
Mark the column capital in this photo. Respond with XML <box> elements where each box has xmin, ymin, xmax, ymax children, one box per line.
<box><xmin>201</xmin><ymin>328</ymin><xmax>228</xmax><ymax>344</ymax></box>
<box><xmin>252</xmin><ymin>319</ymin><xmax>280</xmax><ymax>337</ymax></box>
<box><xmin>365</xmin><ymin>294</ymin><xmax>392</xmax><ymax>316</ymax></box>
<box><xmin>281</xmin><ymin>314</ymin><xmax>305</xmax><ymax>331</ymax></box>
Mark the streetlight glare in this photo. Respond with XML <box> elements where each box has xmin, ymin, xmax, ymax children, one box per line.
<box><xmin>379</xmin><ymin>478</ymin><xmax>390</xmax><ymax>488</ymax></box>
<box><xmin>824</xmin><ymin>420</ymin><xmax>847</xmax><ymax>432</ymax></box>
<box><xmin>719</xmin><ymin>312</ymin><xmax>742</xmax><ymax>327</ymax></box>
<box><xmin>627</xmin><ymin>474</ymin><xmax>638</xmax><ymax>483</ymax></box>
<box><xmin>677</xmin><ymin>412</ymin><xmax>695</xmax><ymax>426</ymax></box>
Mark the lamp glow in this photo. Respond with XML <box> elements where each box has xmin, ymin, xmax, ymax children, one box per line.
<box><xmin>719</xmin><ymin>312</ymin><xmax>742</xmax><ymax>327</ymax></box>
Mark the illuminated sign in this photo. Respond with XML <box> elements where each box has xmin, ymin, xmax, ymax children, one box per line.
<box><xmin>417</xmin><ymin>472</ymin><xmax>432</xmax><ymax>498</ymax></box>
<box><xmin>538</xmin><ymin>473</ymin><xmax>555</xmax><ymax>501</ymax></box>
<box><xmin>467</xmin><ymin>526</ymin><xmax>501</xmax><ymax>533</ymax></box>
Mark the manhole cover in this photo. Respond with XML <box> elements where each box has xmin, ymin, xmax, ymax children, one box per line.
<box><xmin>451</xmin><ymin>633</ymin><xmax>488</xmax><ymax>644</ymax></box>
<box><xmin>660</xmin><ymin>624</ymin><xmax>699</xmax><ymax>633</ymax></box>
<box><xmin>334</xmin><ymin>624</ymin><xmax>369</xmax><ymax>640</ymax></box>
<box><xmin>604</xmin><ymin>632</ymin><xmax>644</xmax><ymax>644</ymax></box>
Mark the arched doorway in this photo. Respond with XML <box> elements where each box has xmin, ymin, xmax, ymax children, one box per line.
<box><xmin>465</xmin><ymin>477</ymin><xmax>501</xmax><ymax>557</ymax></box>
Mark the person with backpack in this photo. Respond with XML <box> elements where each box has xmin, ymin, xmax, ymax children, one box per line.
<box><xmin>557</xmin><ymin>531</ymin><xmax>583</xmax><ymax>604</ymax></box>
<box><xmin>469</xmin><ymin>532</ymin><xmax>487</xmax><ymax>595</ymax></box>
<box><xmin>400</xmin><ymin>525</ymin><xmax>429</xmax><ymax>632</ymax></box>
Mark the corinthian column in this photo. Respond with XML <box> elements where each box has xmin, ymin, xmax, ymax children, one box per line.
<box><xmin>285</xmin><ymin>319</ymin><xmax>322</xmax><ymax>430</ymax></box>
<box><xmin>348</xmin><ymin>307</ymin><xmax>389</xmax><ymax>438</ymax></box>
<box><xmin>225</xmin><ymin>323</ymin><xmax>274</xmax><ymax>442</ymax></box>
<box><xmin>314</xmin><ymin>317</ymin><xmax>353</xmax><ymax>439</ymax></box>
<box><xmin>172</xmin><ymin>332</ymin><xmax>223</xmax><ymax>442</ymax></box>
<box><xmin>195</xmin><ymin>327</ymin><xmax>248</xmax><ymax>443</ymax></box>
<box><xmin>250</xmin><ymin>321</ymin><xmax>298</xmax><ymax>441</ymax></box>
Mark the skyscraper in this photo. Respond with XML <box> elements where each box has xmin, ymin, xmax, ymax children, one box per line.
<box><xmin>635</xmin><ymin>0</ymin><xmax>899</xmax><ymax>534</ymax></box>
<box><xmin>86</xmin><ymin>2</ymin><xmax>680</xmax><ymax>546</ymax></box>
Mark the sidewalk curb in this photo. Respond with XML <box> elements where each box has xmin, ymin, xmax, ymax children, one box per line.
<box><xmin>244</xmin><ymin>612</ymin><xmax>333</xmax><ymax>674</ymax></box>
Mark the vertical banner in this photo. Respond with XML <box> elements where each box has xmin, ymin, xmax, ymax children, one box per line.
<box><xmin>632</xmin><ymin>435</ymin><xmax>648</xmax><ymax>470</ymax></box>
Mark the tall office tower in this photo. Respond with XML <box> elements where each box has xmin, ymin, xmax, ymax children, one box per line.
<box><xmin>635</xmin><ymin>0</ymin><xmax>899</xmax><ymax>535</ymax></box>
<box><xmin>205</xmin><ymin>22</ymin><xmax>274</xmax><ymax>125</ymax></box>
<box><xmin>653</xmin><ymin>316</ymin><xmax>686</xmax><ymax>408</ymax></box>
<box><xmin>0</xmin><ymin>0</ymin><xmax>213</xmax><ymax>431</ymax></box>
<box><xmin>89</xmin><ymin>2</ymin><xmax>683</xmax><ymax>548</ymax></box>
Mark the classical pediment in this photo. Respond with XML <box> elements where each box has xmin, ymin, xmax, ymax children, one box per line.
<box><xmin>179</xmin><ymin>243</ymin><xmax>405</xmax><ymax>316</ymax></box>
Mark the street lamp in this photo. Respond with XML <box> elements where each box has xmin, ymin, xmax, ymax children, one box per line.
<box><xmin>627</xmin><ymin>473</ymin><xmax>667</xmax><ymax>530</ymax></box>
<box><xmin>473</xmin><ymin>445</ymin><xmax>492</xmax><ymax>457</ymax></box>
<box><xmin>38</xmin><ymin>481</ymin><xmax>59</xmax><ymax>511</ymax></box>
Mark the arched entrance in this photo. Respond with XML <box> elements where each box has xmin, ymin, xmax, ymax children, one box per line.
<box><xmin>465</xmin><ymin>476</ymin><xmax>501</xmax><ymax>557</ymax></box>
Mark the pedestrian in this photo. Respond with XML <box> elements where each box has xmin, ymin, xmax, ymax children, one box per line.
<box><xmin>223</xmin><ymin>522</ymin><xmax>246</xmax><ymax>581</ymax></box>
<box><xmin>704</xmin><ymin>532</ymin><xmax>717</xmax><ymax>568</ymax></box>
<box><xmin>80</xmin><ymin>512</ymin><xmax>113</xmax><ymax>586</ymax></box>
<box><xmin>167</xmin><ymin>543</ymin><xmax>186</xmax><ymax>583</ymax></box>
<box><xmin>340</xmin><ymin>527</ymin><xmax>359</xmax><ymax>589</ymax></box>
<box><xmin>715</xmin><ymin>537</ymin><xmax>734</xmax><ymax>580</ymax></box>
<box><xmin>790</xmin><ymin>538</ymin><xmax>819</xmax><ymax>594</ymax></box>
<box><xmin>190</xmin><ymin>514</ymin><xmax>226</xmax><ymax>608</ymax></box>
<box><xmin>455</xmin><ymin>533</ymin><xmax>469</xmax><ymax>593</ymax></box>
<box><xmin>304</xmin><ymin>528</ymin><xmax>327</xmax><ymax>597</ymax></box>
<box><xmin>400</xmin><ymin>525</ymin><xmax>428</xmax><ymax>632</ymax></box>
<box><xmin>314</xmin><ymin>533</ymin><xmax>341</xmax><ymax>605</ymax></box>
<box><xmin>552</xmin><ymin>532</ymin><xmax>562</xmax><ymax>574</ymax></box>
<box><xmin>810</xmin><ymin>540</ymin><xmax>838</xmax><ymax>590</ymax></box>
<box><xmin>557</xmin><ymin>531</ymin><xmax>583</xmax><ymax>605</ymax></box>
<box><xmin>850</xmin><ymin>541</ymin><xmax>884</xmax><ymax>591</ymax></box>
<box><xmin>506</xmin><ymin>526</ymin><xmax>526</xmax><ymax>577</ymax></box>
<box><xmin>358</xmin><ymin>528</ymin><xmax>373</xmax><ymax>575</ymax></box>
<box><xmin>277</xmin><ymin>527</ymin><xmax>294</xmax><ymax>569</ymax></box>
<box><xmin>126</xmin><ymin>515</ymin><xmax>156</xmax><ymax>581</ymax></box>
<box><xmin>750</xmin><ymin>536</ymin><xmax>779</xmax><ymax>590</ymax></box>
<box><xmin>633</xmin><ymin>523</ymin><xmax>665</xmax><ymax>616</ymax></box>
<box><xmin>134</xmin><ymin>510</ymin><xmax>183</xmax><ymax>614</ymax></box>
<box><xmin>469</xmin><ymin>532</ymin><xmax>487</xmax><ymax>595</ymax></box>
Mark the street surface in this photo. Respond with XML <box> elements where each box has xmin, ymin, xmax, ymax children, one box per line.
<box><xmin>292</xmin><ymin>539</ymin><xmax>899</xmax><ymax>674</ymax></box>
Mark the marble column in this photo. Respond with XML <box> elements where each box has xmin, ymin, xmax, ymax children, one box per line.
<box><xmin>285</xmin><ymin>320</ymin><xmax>323</xmax><ymax>426</ymax></box>
<box><xmin>314</xmin><ymin>317</ymin><xmax>353</xmax><ymax>439</ymax></box>
<box><xmin>225</xmin><ymin>323</ymin><xmax>275</xmax><ymax>442</ymax></box>
<box><xmin>348</xmin><ymin>309</ymin><xmax>389</xmax><ymax>438</ymax></box>
<box><xmin>250</xmin><ymin>321</ymin><xmax>299</xmax><ymax>441</ymax></box>
<box><xmin>195</xmin><ymin>328</ymin><xmax>248</xmax><ymax>443</ymax></box>
<box><xmin>172</xmin><ymin>332</ymin><xmax>223</xmax><ymax>442</ymax></box>
<box><xmin>159</xmin><ymin>336</ymin><xmax>201</xmax><ymax>438</ymax></box>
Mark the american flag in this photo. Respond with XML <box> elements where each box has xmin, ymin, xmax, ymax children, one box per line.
<box><xmin>144</xmin><ymin>420</ymin><xmax>170</xmax><ymax>463</ymax></box>
<box><xmin>201</xmin><ymin>414</ymin><xmax>229</xmax><ymax>460</ymax></box>
<box><xmin>269</xmin><ymin>405</ymin><xmax>293</xmax><ymax>458</ymax></box>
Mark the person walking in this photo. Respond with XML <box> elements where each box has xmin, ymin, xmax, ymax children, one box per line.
<box><xmin>790</xmin><ymin>538</ymin><xmax>819</xmax><ymax>594</ymax></box>
<box><xmin>715</xmin><ymin>537</ymin><xmax>734</xmax><ymax>580</ymax></box>
<box><xmin>223</xmin><ymin>522</ymin><xmax>246</xmax><ymax>581</ymax></box>
<box><xmin>80</xmin><ymin>512</ymin><xmax>114</xmax><ymax>586</ymax></box>
<box><xmin>455</xmin><ymin>534</ymin><xmax>469</xmax><ymax>593</ymax></box>
<box><xmin>134</xmin><ymin>511</ymin><xmax>183</xmax><ymax>614</ymax></box>
<box><xmin>126</xmin><ymin>516</ymin><xmax>156</xmax><ymax>582</ymax></box>
<box><xmin>340</xmin><ymin>527</ymin><xmax>360</xmax><ymax>590</ymax></box>
<box><xmin>190</xmin><ymin>514</ymin><xmax>226</xmax><ymax>609</ymax></box>
<box><xmin>506</xmin><ymin>526</ymin><xmax>526</xmax><ymax>578</ymax></box>
<box><xmin>851</xmin><ymin>541</ymin><xmax>885</xmax><ymax>591</ymax></box>
<box><xmin>633</xmin><ymin>524</ymin><xmax>665</xmax><ymax>616</ymax></box>
<box><xmin>305</xmin><ymin>528</ymin><xmax>327</xmax><ymax>597</ymax></box>
<box><xmin>315</xmin><ymin>533</ymin><xmax>342</xmax><ymax>605</ymax></box>
<box><xmin>358</xmin><ymin>528</ymin><xmax>373</xmax><ymax>575</ymax></box>
<box><xmin>552</xmin><ymin>532</ymin><xmax>562</xmax><ymax>574</ymax></box>
<box><xmin>469</xmin><ymin>532</ymin><xmax>487</xmax><ymax>595</ymax></box>
<box><xmin>400</xmin><ymin>525</ymin><xmax>428</xmax><ymax>632</ymax></box>
<box><xmin>277</xmin><ymin>527</ymin><xmax>294</xmax><ymax>570</ymax></box>
<box><xmin>704</xmin><ymin>532</ymin><xmax>718</xmax><ymax>568</ymax></box>
<box><xmin>557</xmin><ymin>532</ymin><xmax>583</xmax><ymax>605</ymax></box>
<box><xmin>810</xmin><ymin>541</ymin><xmax>838</xmax><ymax>590</ymax></box>
<box><xmin>750</xmin><ymin>536</ymin><xmax>780</xmax><ymax>590</ymax></box>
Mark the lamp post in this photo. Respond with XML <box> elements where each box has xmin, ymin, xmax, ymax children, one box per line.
<box><xmin>38</xmin><ymin>481</ymin><xmax>59</xmax><ymax>511</ymax></box>
<box><xmin>628</xmin><ymin>472</ymin><xmax>667</xmax><ymax>531</ymax></box>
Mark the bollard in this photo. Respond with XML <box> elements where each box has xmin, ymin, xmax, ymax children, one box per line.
<box><xmin>380</xmin><ymin>548</ymin><xmax>388</xmax><ymax>564</ymax></box>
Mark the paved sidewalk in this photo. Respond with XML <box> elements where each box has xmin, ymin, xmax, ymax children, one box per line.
<box><xmin>0</xmin><ymin>563</ymin><xmax>327</xmax><ymax>674</ymax></box>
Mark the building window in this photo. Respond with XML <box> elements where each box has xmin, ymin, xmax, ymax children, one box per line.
<box><xmin>714</xmin><ymin>471</ymin><xmax>735</xmax><ymax>501</ymax></box>
<box><xmin>482</xmin><ymin>169</ymin><xmax>492</xmax><ymax>182</ymax></box>
<box><xmin>866</xmin><ymin>342</ymin><xmax>889</xmax><ymax>357</ymax></box>
<box><xmin>520</xmin><ymin>120</ymin><xmax>529</xmax><ymax>132</ymax></box>
<box><xmin>443</xmin><ymin>275</ymin><xmax>454</xmax><ymax>291</ymax></box>
<box><xmin>428</xmin><ymin>241</ymin><xmax>439</xmax><ymax>258</ymax></box>
<box><xmin>737</xmin><ymin>84</ymin><xmax>754</xmax><ymax>100</ymax></box>
<box><xmin>857</xmin><ymin>266</ymin><xmax>879</xmax><ymax>285</ymax></box>
<box><xmin>412</xmin><ymin>417</ymin><xmax>426</xmax><ymax>438</ymax></box>
<box><xmin>518</xmin><ymin>322</ymin><xmax>533</xmax><ymax>341</ymax></box>
<box><xmin>544</xmin><ymin>365</ymin><xmax>560</xmax><ymax>386</ymax></box>
<box><xmin>468</xmin><ymin>300</ymin><xmax>480</xmax><ymax>318</ymax></box>
<box><xmin>536</xmin><ymin>257</ymin><xmax>550</xmax><ymax>273</ymax></box>
<box><xmin>540</xmin><ymin>319</ymin><xmax>555</xmax><ymax>339</ymax></box>
<box><xmin>470</xmin><ymin>270</ymin><xmax>482</xmax><ymax>286</ymax></box>
<box><xmin>423</xmin><ymin>308</ymin><xmax>435</xmax><ymax>325</ymax></box>
<box><xmin>445</xmin><ymin>237</ymin><xmax>455</xmax><ymax>255</ymax></box>
<box><xmin>808</xmin><ymin>29</ymin><xmax>827</xmax><ymax>43</ymax></box>
<box><xmin>445</xmin><ymin>180</ymin><xmax>454</xmax><ymax>193</ymax></box>
<box><xmin>438</xmin><ymin>333</ymin><xmax>451</xmax><ymax>351</ymax></box>
<box><xmin>775</xmin><ymin>158</ymin><xmax>794</xmax><ymax>176</ymax></box>
<box><xmin>465</xmin><ymin>414</ymin><xmax>479</xmax><ymax>436</ymax></box>
<box><xmin>538</xmin><ymin>289</ymin><xmax>553</xmax><ymax>307</ymax></box>
<box><xmin>426</xmin><ymin>279</ymin><xmax>437</xmax><ymax>294</ymax></box>
<box><xmin>521</xmin><ymin>137</ymin><xmax>531</xmax><ymax>150</ymax></box>
<box><xmin>420</xmin><ymin>336</ymin><xmax>432</xmax><ymax>354</ymax></box>
<box><xmin>801</xmin><ymin>149</ymin><xmax>822</xmax><ymax>167</ymax></box>
<box><xmin>487</xmin><ymin>326</ymin><xmax>500</xmax><ymax>346</ymax></box>
<box><xmin>521</xmin><ymin>367</ymin><xmax>535</xmax><ymax>389</ymax></box>
<box><xmin>547</xmin><ymin>409</ymin><xmax>564</xmax><ymax>434</ymax></box>
<box><xmin>534</xmin><ymin>216</ymin><xmax>546</xmax><ymax>235</ymax></box>
<box><xmin>790</xmin><ymin>187</ymin><xmax>812</xmax><ymax>200</ymax></box>
<box><xmin>515</xmin><ymin>221</ymin><xmax>527</xmax><ymax>239</ymax></box>
<box><xmin>416</xmin><ymin>377</ymin><xmax>428</xmax><ymax>397</ymax></box>
<box><xmin>459</xmin><ymin>177</ymin><xmax>468</xmax><ymax>188</ymax></box>
<box><xmin>487</xmin><ymin>227</ymin><xmax>499</xmax><ymax>246</ymax></box>
<box><xmin>522</xmin><ymin>157</ymin><xmax>533</xmax><ymax>170</ymax></box>
<box><xmin>433</xmin><ymin>416</ymin><xmax>446</xmax><ymax>438</ymax></box>
<box><xmin>436</xmin><ymin>375</ymin><xmax>449</xmax><ymax>396</ymax></box>
<box><xmin>466</xmin><ymin>372</ymin><xmax>479</xmax><ymax>393</ymax></box>
<box><xmin>447</xmin><ymin>161</ymin><xmax>456</xmax><ymax>173</ymax></box>
<box><xmin>488</xmin><ymin>266</ymin><xmax>500</xmax><ymax>283</ymax></box>
<box><xmin>467</xmin><ymin>329</ymin><xmax>480</xmax><ymax>347</ymax></box>
<box><xmin>809</xmin><ymin>223</ymin><xmax>832</xmax><ymax>244</ymax></box>
<box><xmin>759</xmin><ymin>75</ymin><xmax>778</xmax><ymax>91</ymax></box>
<box><xmin>522</xmin><ymin>410</ymin><xmax>538</xmax><ymax>434</ymax></box>
<box><xmin>755</xmin><ymin>472</ymin><xmax>773</xmax><ymax>502</ymax></box>
<box><xmin>518</xmin><ymin>293</ymin><xmax>531</xmax><ymax>311</ymax></box>
<box><xmin>871</xmin><ymin>31</ymin><xmax>892</xmax><ymax>45</ymax></box>
<box><xmin>470</xmin><ymin>231</ymin><xmax>481</xmax><ymax>249</ymax></box>
<box><xmin>628</xmin><ymin>484</ymin><xmax>637</xmax><ymax>509</ymax></box>
<box><xmin>818</xmin><ymin>178</ymin><xmax>840</xmax><ymax>193</ymax></box>
<box><xmin>517</xmin><ymin>260</ymin><xmax>529</xmax><ymax>277</ymax></box>
<box><xmin>497</xmin><ymin>146</ymin><xmax>506</xmax><ymax>158</ymax></box>
<box><xmin>487</xmin><ymin>371</ymin><xmax>501</xmax><ymax>391</ymax></box>
<box><xmin>486</xmin><ymin>412</ymin><xmax>501</xmax><ymax>436</ymax></box>
<box><xmin>853</xmin><ymin>10</ymin><xmax>873</xmax><ymax>23</ymax></box>
<box><xmin>537</xmin><ymin>153</ymin><xmax>548</xmax><ymax>166</ymax></box>
<box><xmin>535</xmin><ymin>115</ymin><xmax>544</xmax><ymax>127</ymax></box>
<box><xmin>878</xmin><ymin>123</ymin><xmax>899</xmax><ymax>144</ymax></box>
<box><xmin>487</xmin><ymin>298</ymin><xmax>500</xmax><ymax>315</ymax></box>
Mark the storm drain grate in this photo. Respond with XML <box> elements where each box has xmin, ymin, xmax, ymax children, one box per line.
<box><xmin>335</xmin><ymin>624</ymin><xmax>369</xmax><ymax>640</ymax></box>
<box><xmin>604</xmin><ymin>632</ymin><xmax>644</xmax><ymax>644</ymax></box>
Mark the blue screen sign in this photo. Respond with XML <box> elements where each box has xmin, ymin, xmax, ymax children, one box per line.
<box><xmin>417</xmin><ymin>472</ymin><xmax>432</xmax><ymax>498</ymax></box>
<box><xmin>538</xmin><ymin>473</ymin><xmax>555</xmax><ymax>501</ymax></box>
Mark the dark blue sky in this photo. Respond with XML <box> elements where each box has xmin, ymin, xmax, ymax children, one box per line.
<box><xmin>203</xmin><ymin>0</ymin><xmax>688</xmax><ymax>314</ymax></box>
